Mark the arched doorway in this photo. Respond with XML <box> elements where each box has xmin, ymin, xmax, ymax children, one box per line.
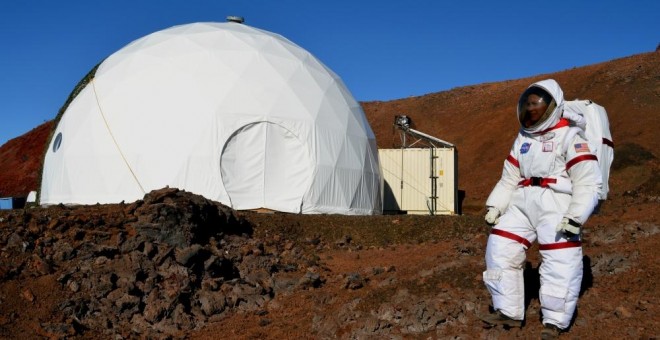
<box><xmin>220</xmin><ymin>122</ymin><xmax>312</xmax><ymax>213</ymax></box>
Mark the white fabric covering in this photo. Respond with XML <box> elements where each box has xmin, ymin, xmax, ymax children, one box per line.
<box><xmin>41</xmin><ymin>22</ymin><xmax>381</xmax><ymax>215</ymax></box>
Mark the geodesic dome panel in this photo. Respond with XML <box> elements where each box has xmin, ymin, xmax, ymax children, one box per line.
<box><xmin>40</xmin><ymin>22</ymin><xmax>381</xmax><ymax>215</ymax></box>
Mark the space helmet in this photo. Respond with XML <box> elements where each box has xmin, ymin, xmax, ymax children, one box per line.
<box><xmin>517</xmin><ymin>79</ymin><xmax>564</xmax><ymax>133</ymax></box>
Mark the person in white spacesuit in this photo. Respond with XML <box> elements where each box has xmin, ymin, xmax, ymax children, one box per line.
<box><xmin>479</xmin><ymin>79</ymin><xmax>602</xmax><ymax>339</ymax></box>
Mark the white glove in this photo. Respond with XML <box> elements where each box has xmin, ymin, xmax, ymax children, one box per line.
<box><xmin>556</xmin><ymin>218</ymin><xmax>581</xmax><ymax>237</ymax></box>
<box><xmin>484</xmin><ymin>207</ymin><xmax>500</xmax><ymax>226</ymax></box>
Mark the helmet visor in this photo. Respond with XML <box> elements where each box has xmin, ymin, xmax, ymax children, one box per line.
<box><xmin>518</xmin><ymin>86</ymin><xmax>556</xmax><ymax>129</ymax></box>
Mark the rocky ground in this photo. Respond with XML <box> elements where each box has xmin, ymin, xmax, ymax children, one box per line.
<box><xmin>0</xmin><ymin>184</ymin><xmax>658</xmax><ymax>339</ymax></box>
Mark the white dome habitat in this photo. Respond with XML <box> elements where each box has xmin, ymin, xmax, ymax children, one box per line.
<box><xmin>41</xmin><ymin>22</ymin><xmax>382</xmax><ymax>215</ymax></box>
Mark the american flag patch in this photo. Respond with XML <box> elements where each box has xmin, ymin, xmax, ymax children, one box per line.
<box><xmin>574</xmin><ymin>143</ymin><xmax>590</xmax><ymax>153</ymax></box>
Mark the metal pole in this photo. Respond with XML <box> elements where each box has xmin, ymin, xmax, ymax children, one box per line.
<box><xmin>432</xmin><ymin>148</ymin><xmax>439</xmax><ymax>215</ymax></box>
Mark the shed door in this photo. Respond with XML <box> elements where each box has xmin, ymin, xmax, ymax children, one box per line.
<box><xmin>220</xmin><ymin>122</ymin><xmax>311</xmax><ymax>213</ymax></box>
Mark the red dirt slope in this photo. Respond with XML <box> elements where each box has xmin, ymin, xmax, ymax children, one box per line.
<box><xmin>0</xmin><ymin>121</ymin><xmax>52</xmax><ymax>197</ymax></box>
<box><xmin>362</xmin><ymin>51</ymin><xmax>660</xmax><ymax>212</ymax></box>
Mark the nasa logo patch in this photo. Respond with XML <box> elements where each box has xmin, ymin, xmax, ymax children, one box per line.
<box><xmin>520</xmin><ymin>142</ymin><xmax>531</xmax><ymax>154</ymax></box>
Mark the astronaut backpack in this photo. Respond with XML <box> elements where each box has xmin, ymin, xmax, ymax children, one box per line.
<box><xmin>562</xmin><ymin>99</ymin><xmax>614</xmax><ymax>201</ymax></box>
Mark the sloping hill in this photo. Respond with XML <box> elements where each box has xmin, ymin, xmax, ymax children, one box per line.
<box><xmin>362</xmin><ymin>51</ymin><xmax>660</xmax><ymax>212</ymax></box>
<box><xmin>0</xmin><ymin>121</ymin><xmax>52</xmax><ymax>198</ymax></box>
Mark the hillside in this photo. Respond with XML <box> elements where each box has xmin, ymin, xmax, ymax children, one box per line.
<box><xmin>0</xmin><ymin>51</ymin><xmax>658</xmax><ymax>339</ymax></box>
<box><xmin>362</xmin><ymin>51</ymin><xmax>660</xmax><ymax>212</ymax></box>
<box><xmin>0</xmin><ymin>121</ymin><xmax>52</xmax><ymax>198</ymax></box>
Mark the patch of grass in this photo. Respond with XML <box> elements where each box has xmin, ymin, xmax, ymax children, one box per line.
<box><xmin>612</xmin><ymin>143</ymin><xmax>656</xmax><ymax>170</ymax></box>
<box><xmin>245</xmin><ymin>213</ymin><xmax>484</xmax><ymax>248</ymax></box>
<box><xmin>638</xmin><ymin>168</ymin><xmax>660</xmax><ymax>196</ymax></box>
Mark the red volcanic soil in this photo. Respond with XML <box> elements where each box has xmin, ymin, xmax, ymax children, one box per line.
<box><xmin>363</xmin><ymin>51</ymin><xmax>660</xmax><ymax>213</ymax></box>
<box><xmin>0</xmin><ymin>121</ymin><xmax>52</xmax><ymax>198</ymax></box>
<box><xmin>0</xmin><ymin>51</ymin><xmax>658</xmax><ymax>339</ymax></box>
